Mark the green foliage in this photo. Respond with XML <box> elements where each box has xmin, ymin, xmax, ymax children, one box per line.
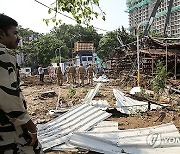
<box><xmin>138</xmin><ymin>88</ymin><xmax>151</xmax><ymax>100</ymax></box>
<box><xmin>149</xmin><ymin>30</ymin><xmax>164</xmax><ymax>38</ymax></box>
<box><xmin>151</xmin><ymin>60</ymin><xmax>168</xmax><ymax>99</ymax></box>
<box><xmin>53</xmin><ymin>24</ymin><xmax>101</xmax><ymax>48</ymax></box>
<box><xmin>18</xmin><ymin>24</ymin><xmax>101</xmax><ymax>67</ymax></box>
<box><xmin>68</xmin><ymin>87</ymin><xmax>76</xmax><ymax>98</ymax></box>
<box><xmin>43</xmin><ymin>19</ymin><xmax>49</xmax><ymax>26</ymax></box>
<box><xmin>18</xmin><ymin>26</ymin><xmax>32</xmax><ymax>38</ymax></box>
<box><xmin>18</xmin><ymin>26</ymin><xmax>40</xmax><ymax>66</ymax></box>
<box><xmin>35</xmin><ymin>34</ymin><xmax>67</xmax><ymax>65</ymax></box>
<box><xmin>97</xmin><ymin>31</ymin><xmax>118</xmax><ymax>59</ymax></box>
<box><xmin>45</xmin><ymin>0</ymin><xmax>105</xmax><ymax>26</ymax></box>
<box><xmin>50</xmin><ymin>56</ymin><xmax>67</xmax><ymax>63</ymax></box>
<box><xmin>97</xmin><ymin>27</ymin><xmax>136</xmax><ymax>59</ymax></box>
<box><xmin>18</xmin><ymin>24</ymin><xmax>136</xmax><ymax>68</ymax></box>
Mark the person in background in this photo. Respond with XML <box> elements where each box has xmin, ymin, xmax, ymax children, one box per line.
<box><xmin>65</xmin><ymin>64</ymin><xmax>70</xmax><ymax>83</ymax></box>
<box><xmin>38</xmin><ymin>64</ymin><xmax>44</xmax><ymax>82</ymax></box>
<box><xmin>55</xmin><ymin>63</ymin><xmax>63</xmax><ymax>86</ymax></box>
<box><xmin>48</xmin><ymin>64</ymin><xmax>55</xmax><ymax>83</ymax></box>
<box><xmin>69</xmin><ymin>64</ymin><xmax>76</xmax><ymax>84</ymax></box>
<box><xmin>75</xmin><ymin>65</ymin><xmax>80</xmax><ymax>85</ymax></box>
<box><xmin>87</xmin><ymin>63</ymin><xmax>95</xmax><ymax>85</ymax></box>
<box><xmin>0</xmin><ymin>14</ymin><xmax>43</xmax><ymax>153</ymax></box>
<box><xmin>78</xmin><ymin>63</ymin><xmax>86</xmax><ymax>86</ymax></box>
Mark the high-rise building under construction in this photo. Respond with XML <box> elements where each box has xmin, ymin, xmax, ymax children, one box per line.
<box><xmin>126</xmin><ymin>0</ymin><xmax>180</xmax><ymax>37</ymax></box>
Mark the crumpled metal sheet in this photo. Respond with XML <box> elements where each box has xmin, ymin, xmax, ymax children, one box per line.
<box><xmin>90</xmin><ymin>100</ymin><xmax>110</xmax><ymax>110</ymax></box>
<box><xmin>93</xmin><ymin>74</ymin><xmax>110</xmax><ymax>83</ymax></box>
<box><xmin>113</xmin><ymin>89</ymin><xmax>161</xmax><ymax>114</ymax></box>
<box><xmin>37</xmin><ymin>103</ymin><xmax>111</xmax><ymax>151</ymax></box>
<box><xmin>83</xmin><ymin>83</ymin><xmax>110</xmax><ymax>110</ymax></box>
<box><xmin>83</xmin><ymin>83</ymin><xmax>102</xmax><ymax>103</ymax></box>
<box><xmin>52</xmin><ymin>121</ymin><xmax>118</xmax><ymax>151</ymax></box>
<box><xmin>90</xmin><ymin>121</ymin><xmax>118</xmax><ymax>132</ymax></box>
<box><xmin>69</xmin><ymin>123</ymin><xmax>180</xmax><ymax>154</ymax></box>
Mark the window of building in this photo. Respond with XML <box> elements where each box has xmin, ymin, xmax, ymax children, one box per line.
<box><xmin>88</xmin><ymin>57</ymin><xmax>92</xmax><ymax>61</ymax></box>
<box><xmin>82</xmin><ymin>57</ymin><xmax>87</xmax><ymax>61</ymax></box>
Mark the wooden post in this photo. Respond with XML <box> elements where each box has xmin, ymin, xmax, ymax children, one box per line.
<box><xmin>175</xmin><ymin>53</ymin><xmax>177</xmax><ymax>80</ymax></box>
<box><xmin>165</xmin><ymin>41</ymin><xmax>168</xmax><ymax>72</ymax></box>
<box><xmin>152</xmin><ymin>58</ymin><xmax>154</xmax><ymax>77</ymax></box>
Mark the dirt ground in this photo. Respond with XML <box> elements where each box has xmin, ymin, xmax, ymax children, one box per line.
<box><xmin>20</xmin><ymin>75</ymin><xmax>180</xmax><ymax>153</ymax></box>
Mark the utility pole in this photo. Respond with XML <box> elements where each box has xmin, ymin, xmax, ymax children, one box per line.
<box><xmin>70</xmin><ymin>37</ymin><xmax>74</xmax><ymax>64</ymax></box>
<box><xmin>59</xmin><ymin>46</ymin><xmax>64</xmax><ymax>64</ymax></box>
<box><xmin>55</xmin><ymin>46</ymin><xmax>64</xmax><ymax>64</ymax></box>
<box><xmin>137</xmin><ymin>22</ymin><xmax>142</xmax><ymax>87</ymax></box>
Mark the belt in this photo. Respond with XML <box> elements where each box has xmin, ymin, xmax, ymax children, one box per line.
<box><xmin>0</xmin><ymin>125</ymin><xmax>15</xmax><ymax>132</ymax></box>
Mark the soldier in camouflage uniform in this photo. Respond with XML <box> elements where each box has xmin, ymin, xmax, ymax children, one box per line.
<box><xmin>0</xmin><ymin>14</ymin><xmax>43</xmax><ymax>154</ymax></box>
<box><xmin>78</xmin><ymin>63</ymin><xmax>86</xmax><ymax>86</ymax></box>
<box><xmin>69</xmin><ymin>64</ymin><xmax>76</xmax><ymax>84</ymax></box>
<box><xmin>55</xmin><ymin>63</ymin><xmax>63</xmax><ymax>86</ymax></box>
<box><xmin>65</xmin><ymin>64</ymin><xmax>70</xmax><ymax>83</ymax></box>
<box><xmin>87</xmin><ymin>64</ymin><xmax>95</xmax><ymax>85</ymax></box>
<box><xmin>75</xmin><ymin>65</ymin><xmax>80</xmax><ymax>85</ymax></box>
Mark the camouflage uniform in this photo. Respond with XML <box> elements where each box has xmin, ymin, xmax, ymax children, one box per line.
<box><xmin>48</xmin><ymin>65</ymin><xmax>55</xmax><ymax>82</ymax></box>
<box><xmin>69</xmin><ymin>65</ymin><xmax>76</xmax><ymax>84</ymax></box>
<box><xmin>87</xmin><ymin>65</ymin><xmax>94</xmax><ymax>85</ymax></box>
<box><xmin>65</xmin><ymin>65</ymin><xmax>70</xmax><ymax>83</ymax></box>
<box><xmin>0</xmin><ymin>43</ymin><xmax>43</xmax><ymax>154</ymax></box>
<box><xmin>75</xmin><ymin>66</ymin><xmax>80</xmax><ymax>85</ymax></box>
<box><xmin>78</xmin><ymin>65</ymin><xmax>86</xmax><ymax>86</ymax></box>
<box><xmin>56</xmin><ymin>66</ymin><xmax>63</xmax><ymax>86</ymax></box>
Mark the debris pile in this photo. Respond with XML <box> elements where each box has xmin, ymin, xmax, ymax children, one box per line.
<box><xmin>36</xmin><ymin>83</ymin><xmax>180</xmax><ymax>153</ymax></box>
<box><xmin>37</xmin><ymin>104</ymin><xmax>112</xmax><ymax>151</ymax></box>
<box><xmin>38</xmin><ymin>105</ymin><xmax>180</xmax><ymax>153</ymax></box>
<box><xmin>20</xmin><ymin>76</ymin><xmax>180</xmax><ymax>153</ymax></box>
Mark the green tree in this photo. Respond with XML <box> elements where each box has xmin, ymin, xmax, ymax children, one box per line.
<box><xmin>17</xmin><ymin>26</ymin><xmax>40</xmax><ymax>67</ymax></box>
<box><xmin>97</xmin><ymin>31</ymin><xmax>118</xmax><ymax>60</ymax></box>
<box><xmin>18</xmin><ymin>24</ymin><xmax>101</xmax><ymax>66</ymax></box>
<box><xmin>97</xmin><ymin>27</ymin><xmax>135</xmax><ymax>60</ymax></box>
<box><xmin>44</xmin><ymin>0</ymin><xmax>105</xmax><ymax>26</ymax></box>
<box><xmin>52</xmin><ymin>24</ymin><xmax>101</xmax><ymax>56</ymax></box>
<box><xmin>35</xmin><ymin>33</ymin><xmax>69</xmax><ymax>65</ymax></box>
<box><xmin>18</xmin><ymin>25</ymin><xmax>39</xmax><ymax>39</ymax></box>
<box><xmin>151</xmin><ymin>60</ymin><xmax>168</xmax><ymax>99</ymax></box>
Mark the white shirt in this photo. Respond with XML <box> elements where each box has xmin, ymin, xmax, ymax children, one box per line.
<box><xmin>38</xmin><ymin>66</ymin><xmax>44</xmax><ymax>74</ymax></box>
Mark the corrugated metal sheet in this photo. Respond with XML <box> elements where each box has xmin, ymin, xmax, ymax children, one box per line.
<box><xmin>90</xmin><ymin>100</ymin><xmax>110</xmax><ymax>110</ymax></box>
<box><xmin>113</xmin><ymin>89</ymin><xmax>161</xmax><ymax>114</ymax></box>
<box><xmin>69</xmin><ymin>123</ymin><xmax>180</xmax><ymax>154</ymax></box>
<box><xmin>52</xmin><ymin>121</ymin><xmax>118</xmax><ymax>151</ymax></box>
<box><xmin>93</xmin><ymin>75</ymin><xmax>110</xmax><ymax>82</ymax></box>
<box><xmin>90</xmin><ymin>121</ymin><xmax>118</xmax><ymax>132</ymax></box>
<box><xmin>37</xmin><ymin>103</ymin><xmax>111</xmax><ymax>151</ymax></box>
<box><xmin>70</xmin><ymin>132</ymin><xmax>122</xmax><ymax>154</ymax></box>
<box><xmin>83</xmin><ymin>83</ymin><xmax>110</xmax><ymax>110</ymax></box>
<box><xmin>83</xmin><ymin>83</ymin><xmax>102</xmax><ymax>103</ymax></box>
<box><xmin>52</xmin><ymin>143</ymin><xmax>77</xmax><ymax>151</ymax></box>
<box><xmin>129</xmin><ymin>86</ymin><xmax>141</xmax><ymax>94</ymax></box>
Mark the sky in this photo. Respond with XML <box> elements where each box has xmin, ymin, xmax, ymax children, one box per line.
<box><xmin>0</xmin><ymin>0</ymin><xmax>129</xmax><ymax>34</ymax></box>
